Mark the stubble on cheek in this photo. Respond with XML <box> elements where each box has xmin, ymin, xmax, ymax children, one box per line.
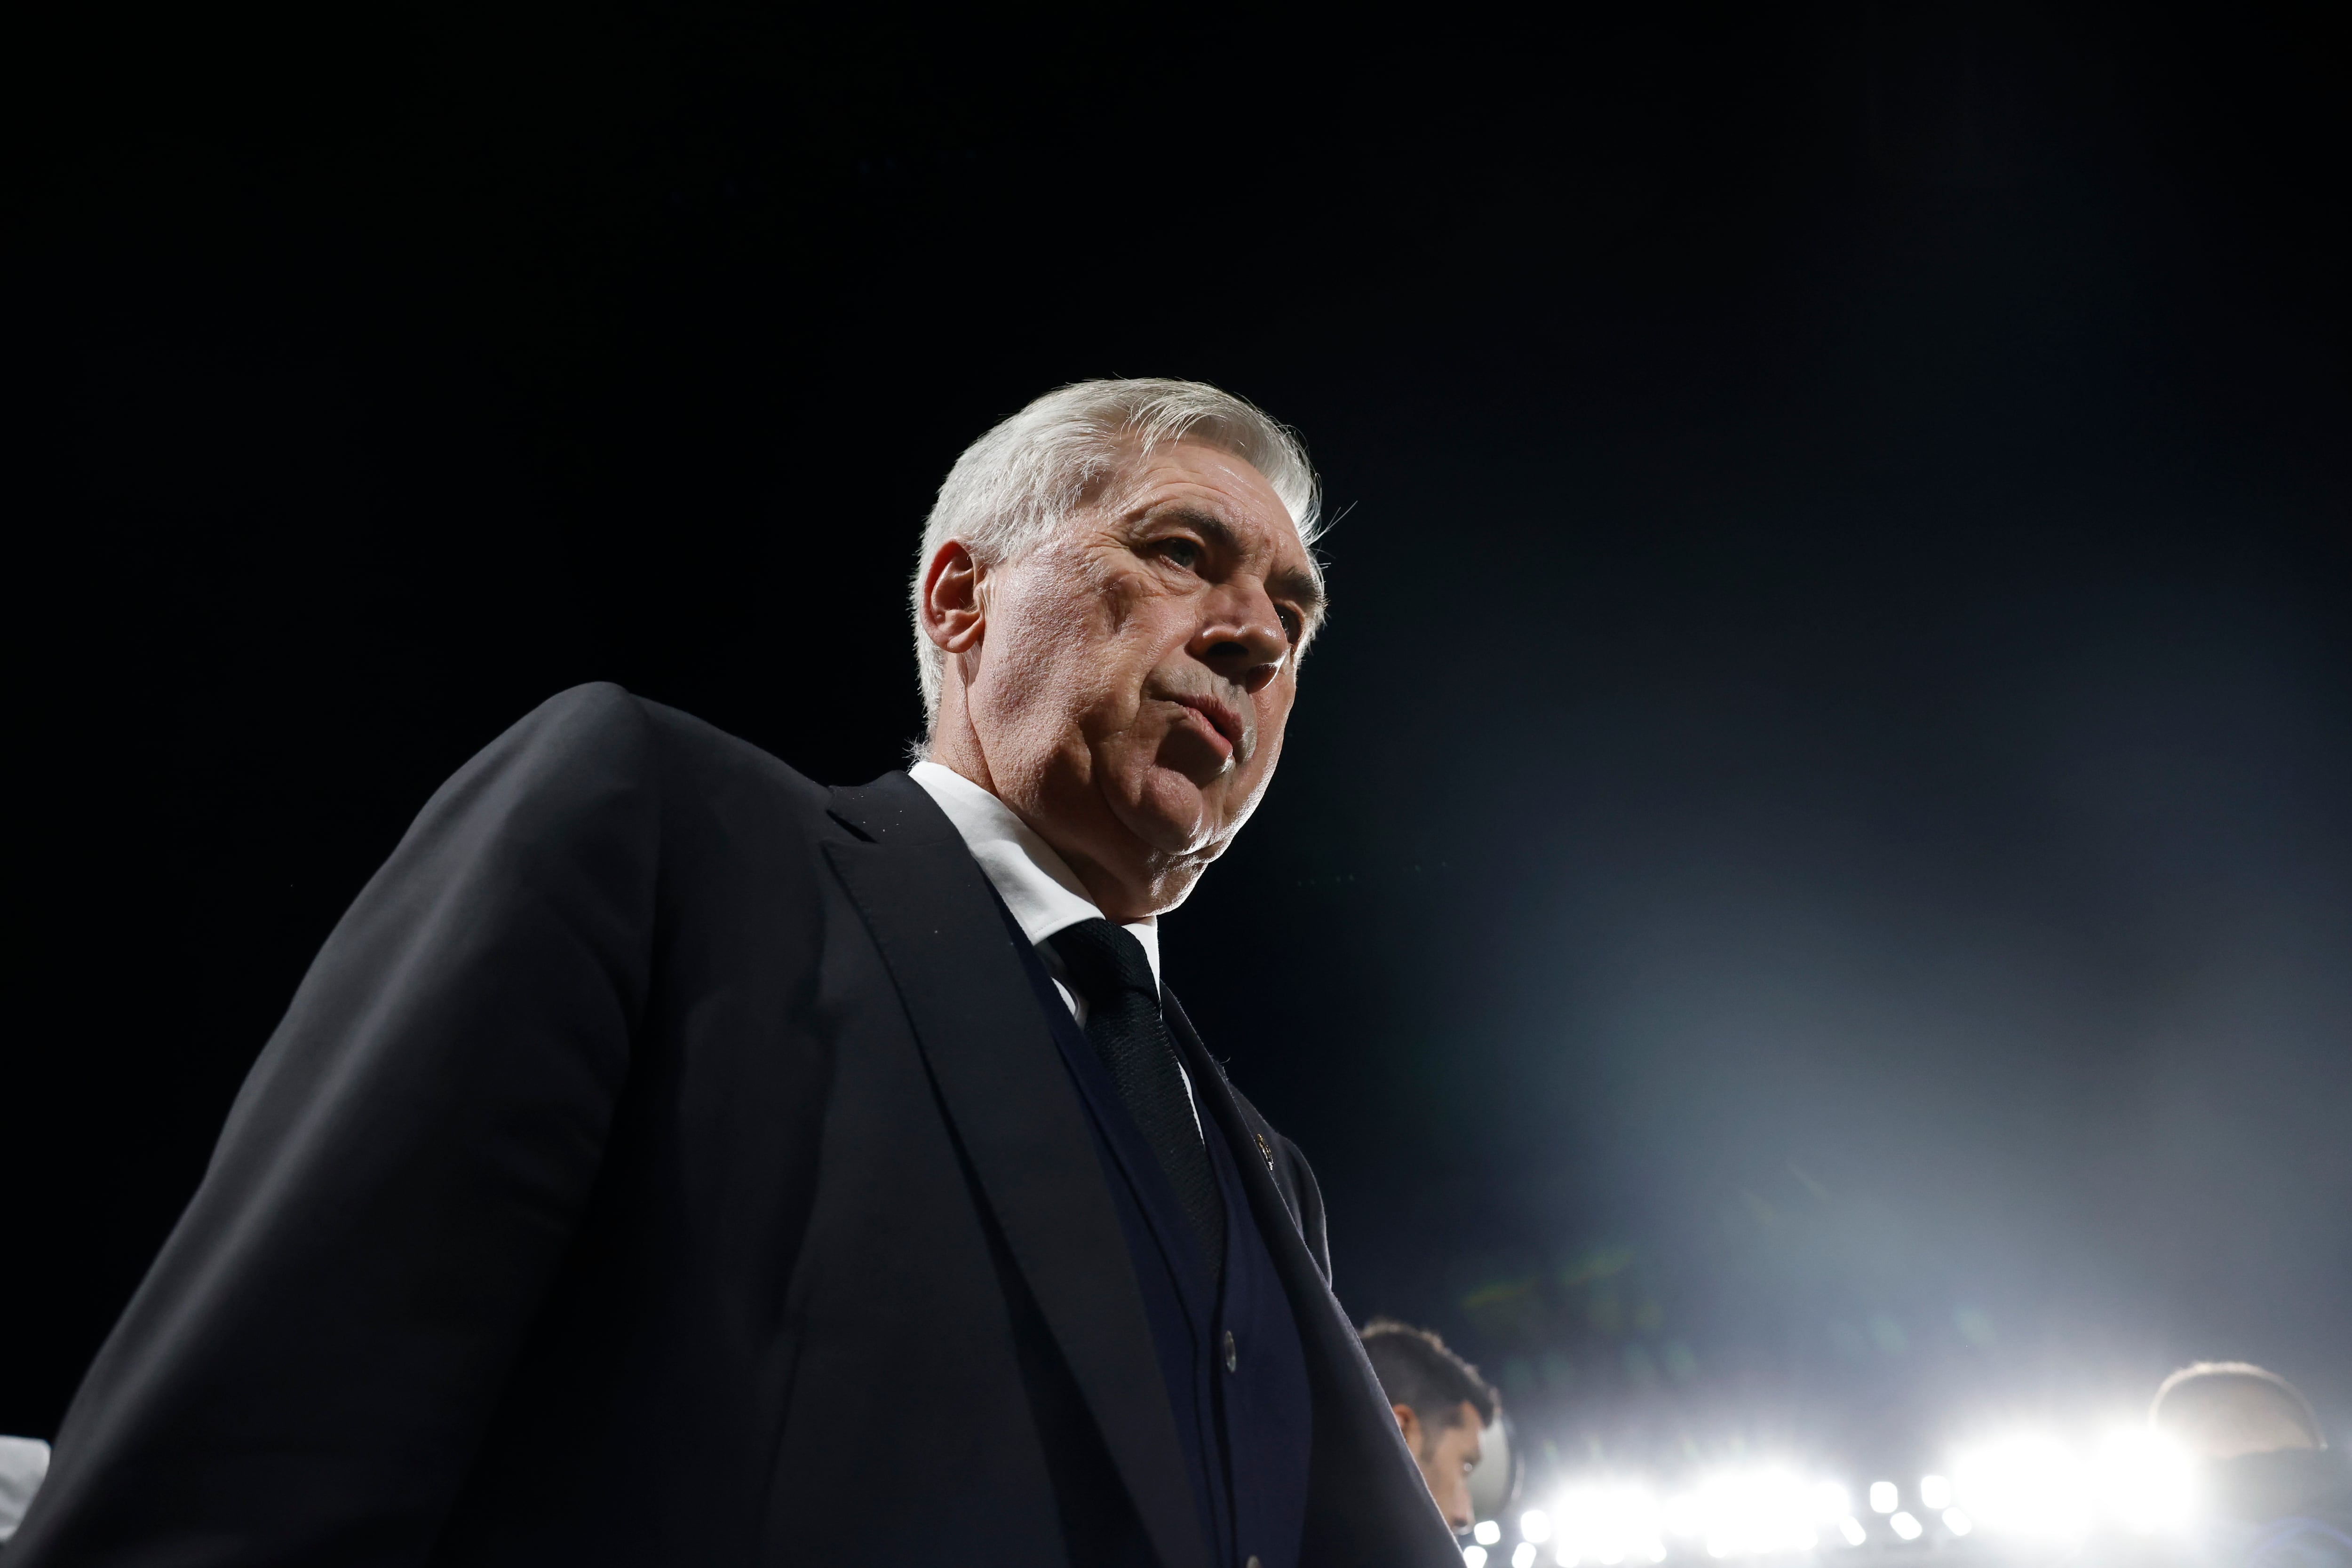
<box><xmin>1188</xmin><ymin>693</ymin><xmax>1285</xmax><ymax>850</ymax></box>
<box><xmin>983</xmin><ymin>549</ymin><xmax>1133</xmax><ymax>794</ymax></box>
<box><xmin>1055</xmin><ymin>554</ymin><xmax>1156</xmax><ymax>741</ymax></box>
<box><xmin>1071</xmin><ymin>556</ymin><xmax>1225</xmax><ymax>850</ymax></box>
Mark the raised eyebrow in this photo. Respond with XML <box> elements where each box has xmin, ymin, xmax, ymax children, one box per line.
<box><xmin>1147</xmin><ymin>506</ymin><xmax>1243</xmax><ymax>555</ymax></box>
<box><xmin>1147</xmin><ymin>506</ymin><xmax>1327</xmax><ymax>620</ymax></box>
<box><xmin>1271</xmin><ymin>564</ymin><xmax>1327</xmax><ymax>624</ymax></box>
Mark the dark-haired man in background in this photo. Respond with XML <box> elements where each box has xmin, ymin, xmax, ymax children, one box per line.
<box><xmin>1363</xmin><ymin>1318</ymin><xmax>1500</xmax><ymax>1532</ymax></box>
<box><xmin>2146</xmin><ymin>1362</ymin><xmax>2352</xmax><ymax>1568</ymax></box>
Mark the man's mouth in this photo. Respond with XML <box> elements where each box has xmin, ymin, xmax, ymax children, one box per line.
<box><xmin>1168</xmin><ymin>693</ymin><xmax>1247</xmax><ymax>765</ymax></box>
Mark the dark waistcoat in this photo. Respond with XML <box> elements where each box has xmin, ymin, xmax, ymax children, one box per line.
<box><xmin>1004</xmin><ymin>912</ymin><xmax>1313</xmax><ymax>1568</ymax></box>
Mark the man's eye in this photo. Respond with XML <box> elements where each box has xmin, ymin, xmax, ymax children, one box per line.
<box><xmin>1158</xmin><ymin>539</ymin><xmax>1201</xmax><ymax>570</ymax></box>
<box><xmin>1279</xmin><ymin>607</ymin><xmax>1303</xmax><ymax>641</ymax></box>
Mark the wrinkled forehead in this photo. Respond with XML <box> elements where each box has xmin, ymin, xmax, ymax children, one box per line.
<box><xmin>1104</xmin><ymin>437</ymin><xmax>1321</xmax><ymax>576</ymax></box>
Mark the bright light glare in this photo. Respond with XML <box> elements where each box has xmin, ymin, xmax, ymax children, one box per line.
<box><xmin>1943</xmin><ymin>1509</ymin><xmax>1974</xmax><ymax>1536</ymax></box>
<box><xmin>1523</xmin><ymin>1510</ymin><xmax>1555</xmax><ymax>1544</ymax></box>
<box><xmin>1475</xmin><ymin>1521</ymin><xmax>1503</xmax><ymax>1546</ymax></box>
<box><xmin>1919</xmin><ymin>1475</ymin><xmax>1952</xmax><ymax>1510</ymax></box>
<box><xmin>1953</xmin><ymin>1435</ymin><xmax>2093</xmax><ymax>1540</ymax></box>
<box><xmin>1891</xmin><ymin>1512</ymin><xmax>1924</xmax><ymax>1541</ymax></box>
<box><xmin>1659</xmin><ymin>1471</ymin><xmax>1833</xmax><ymax>1559</ymax></box>
<box><xmin>1514</xmin><ymin>1545</ymin><xmax>1540</xmax><ymax>1568</ymax></box>
<box><xmin>2092</xmin><ymin>1428</ymin><xmax>2194</xmax><ymax>1534</ymax></box>
<box><xmin>1552</xmin><ymin>1484</ymin><xmax>1667</xmax><ymax>1566</ymax></box>
<box><xmin>1464</xmin><ymin>1545</ymin><xmax>1488</xmax><ymax>1568</ymax></box>
<box><xmin>1869</xmin><ymin>1481</ymin><xmax>1898</xmax><ymax>1514</ymax></box>
<box><xmin>1839</xmin><ymin>1517</ymin><xmax>1868</xmax><ymax>1547</ymax></box>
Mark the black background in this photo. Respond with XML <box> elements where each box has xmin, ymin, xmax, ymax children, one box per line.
<box><xmin>9</xmin><ymin>0</ymin><xmax>2348</xmax><ymax>1489</ymax></box>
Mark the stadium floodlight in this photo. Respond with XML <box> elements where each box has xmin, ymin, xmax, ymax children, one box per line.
<box><xmin>1839</xmin><ymin>1517</ymin><xmax>1869</xmax><ymax>1546</ymax></box>
<box><xmin>1655</xmin><ymin>1469</ymin><xmax>1834</xmax><ymax>1559</ymax></box>
<box><xmin>1943</xmin><ymin>1509</ymin><xmax>1974</xmax><ymax>1536</ymax></box>
<box><xmin>1523</xmin><ymin>1509</ymin><xmax>1555</xmax><ymax>1544</ymax></box>
<box><xmin>1891</xmin><ymin>1512</ymin><xmax>1924</xmax><ymax>1541</ymax></box>
<box><xmin>1552</xmin><ymin>1482</ymin><xmax>1668</xmax><ymax>1566</ymax></box>
<box><xmin>1476</xmin><ymin>1521</ymin><xmax>1503</xmax><ymax>1546</ymax></box>
<box><xmin>1952</xmin><ymin>1434</ymin><xmax>2093</xmax><ymax>1540</ymax></box>
<box><xmin>1869</xmin><ymin>1482</ymin><xmax>1899</xmax><ymax>1515</ymax></box>
<box><xmin>1919</xmin><ymin>1475</ymin><xmax>1952</xmax><ymax>1510</ymax></box>
<box><xmin>1514</xmin><ymin>1545</ymin><xmax>1539</xmax><ymax>1568</ymax></box>
<box><xmin>2090</xmin><ymin>1427</ymin><xmax>2194</xmax><ymax>1535</ymax></box>
<box><xmin>1465</xmin><ymin>1545</ymin><xmax>1489</xmax><ymax>1568</ymax></box>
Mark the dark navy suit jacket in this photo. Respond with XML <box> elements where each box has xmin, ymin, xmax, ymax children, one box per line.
<box><xmin>13</xmin><ymin>684</ymin><xmax>1462</xmax><ymax>1568</ymax></box>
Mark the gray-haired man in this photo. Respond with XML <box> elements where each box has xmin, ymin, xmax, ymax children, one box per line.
<box><xmin>14</xmin><ymin>381</ymin><xmax>1462</xmax><ymax>1568</ymax></box>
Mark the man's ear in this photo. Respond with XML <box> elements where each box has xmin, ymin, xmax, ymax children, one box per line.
<box><xmin>920</xmin><ymin>539</ymin><xmax>986</xmax><ymax>654</ymax></box>
<box><xmin>1392</xmin><ymin>1402</ymin><xmax>1422</xmax><ymax>1454</ymax></box>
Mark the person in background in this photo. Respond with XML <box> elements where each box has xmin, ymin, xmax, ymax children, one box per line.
<box><xmin>0</xmin><ymin>1437</ymin><xmax>51</xmax><ymax>1551</ymax></box>
<box><xmin>1361</xmin><ymin>1318</ymin><xmax>1499</xmax><ymax>1532</ymax></box>
<box><xmin>2150</xmin><ymin>1362</ymin><xmax>2352</xmax><ymax>1568</ymax></box>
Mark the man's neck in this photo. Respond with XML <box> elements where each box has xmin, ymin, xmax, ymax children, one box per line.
<box><xmin>920</xmin><ymin>727</ymin><xmax>1172</xmax><ymax>924</ymax></box>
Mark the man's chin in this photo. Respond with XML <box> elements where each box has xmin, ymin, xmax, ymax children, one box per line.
<box><xmin>1111</xmin><ymin>768</ymin><xmax>1222</xmax><ymax>859</ymax></box>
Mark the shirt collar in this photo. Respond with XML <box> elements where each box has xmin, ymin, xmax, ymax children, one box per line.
<box><xmin>906</xmin><ymin>760</ymin><xmax>1161</xmax><ymax>991</ymax></box>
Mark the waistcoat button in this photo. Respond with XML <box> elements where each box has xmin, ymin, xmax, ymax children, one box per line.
<box><xmin>1224</xmin><ymin>1330</ymin><xmax>1238</xmax><ymax>1372</ymax></box>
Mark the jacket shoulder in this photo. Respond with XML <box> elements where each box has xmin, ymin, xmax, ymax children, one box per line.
<box><xmin>426</xmin><ymin>687</ymin><xmax>844</xmax><ymax>890</ymax></box>
<box><xmin>512</xmin><ymin>682</ymin><xmax>836</xmax><ymax>823</ymax></box>
<box><xmin>490</xmin><ymin>680</ymin><xmax>655</xmax><ymax>772</ymax></box>
<box><xmin>629</xmin><ymin>691</ymin><xmax>834</xmax><ymax>819</ymax></box>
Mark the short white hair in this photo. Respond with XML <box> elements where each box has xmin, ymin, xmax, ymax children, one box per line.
<box><xmin>910</xmin><ymin>378</ymin><xmax>1322</xmax><ymax>731</ymax></box>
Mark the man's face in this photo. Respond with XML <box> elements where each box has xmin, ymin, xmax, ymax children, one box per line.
<box><xmin>1397</xmin><ymin>1399</ymin><xmax>1486</xmax><ymax>1530</ymax></box>
<box><xmin>924</xmin><ymin>440</ymin><xmax>1323</xmax><ymax>919</ymax></box>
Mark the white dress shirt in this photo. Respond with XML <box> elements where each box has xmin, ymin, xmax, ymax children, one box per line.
<box><xmin>907</xmin><ymin>760</ymin><xmax>1199</xmax><ymax>1132</ymax></box>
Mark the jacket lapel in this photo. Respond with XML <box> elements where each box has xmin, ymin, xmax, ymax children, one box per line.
<box><xmin>1162</xmin><ymin>995</ymin><xmax>1466</xmax><ymax>1568</ymax></box>
<box><xmin>822</xmin><ymin>773</ymin><xmax>1212</xmax><ymax>1568</ymax></box>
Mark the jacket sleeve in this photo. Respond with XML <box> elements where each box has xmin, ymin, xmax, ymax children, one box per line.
<box><xmin>1273</xmin><ymin>1132</ymin><xmax>1334</xmax><ymax>1286</ymax></box>
<box><xmin>12</xmin><ymin>683</ymin><xmax>662</xmax><ymax>1568</ymax></box>
<box><xmin>1205</xmin><ymin>1058</ymin><xmax>1335</xmax><ymax>1287</ymax></box>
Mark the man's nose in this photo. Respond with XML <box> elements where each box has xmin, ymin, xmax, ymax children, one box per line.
<box><xmin>1189</xmin><ymin>581</ymin><xmax>1289</xmax><ymax>693</ymax></box>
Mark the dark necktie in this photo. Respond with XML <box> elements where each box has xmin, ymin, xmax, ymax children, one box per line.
<box><xmin>1048</xmin><ymin>918</ymin><xmax>1226</xmax><ymax>1283</ymax></box>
